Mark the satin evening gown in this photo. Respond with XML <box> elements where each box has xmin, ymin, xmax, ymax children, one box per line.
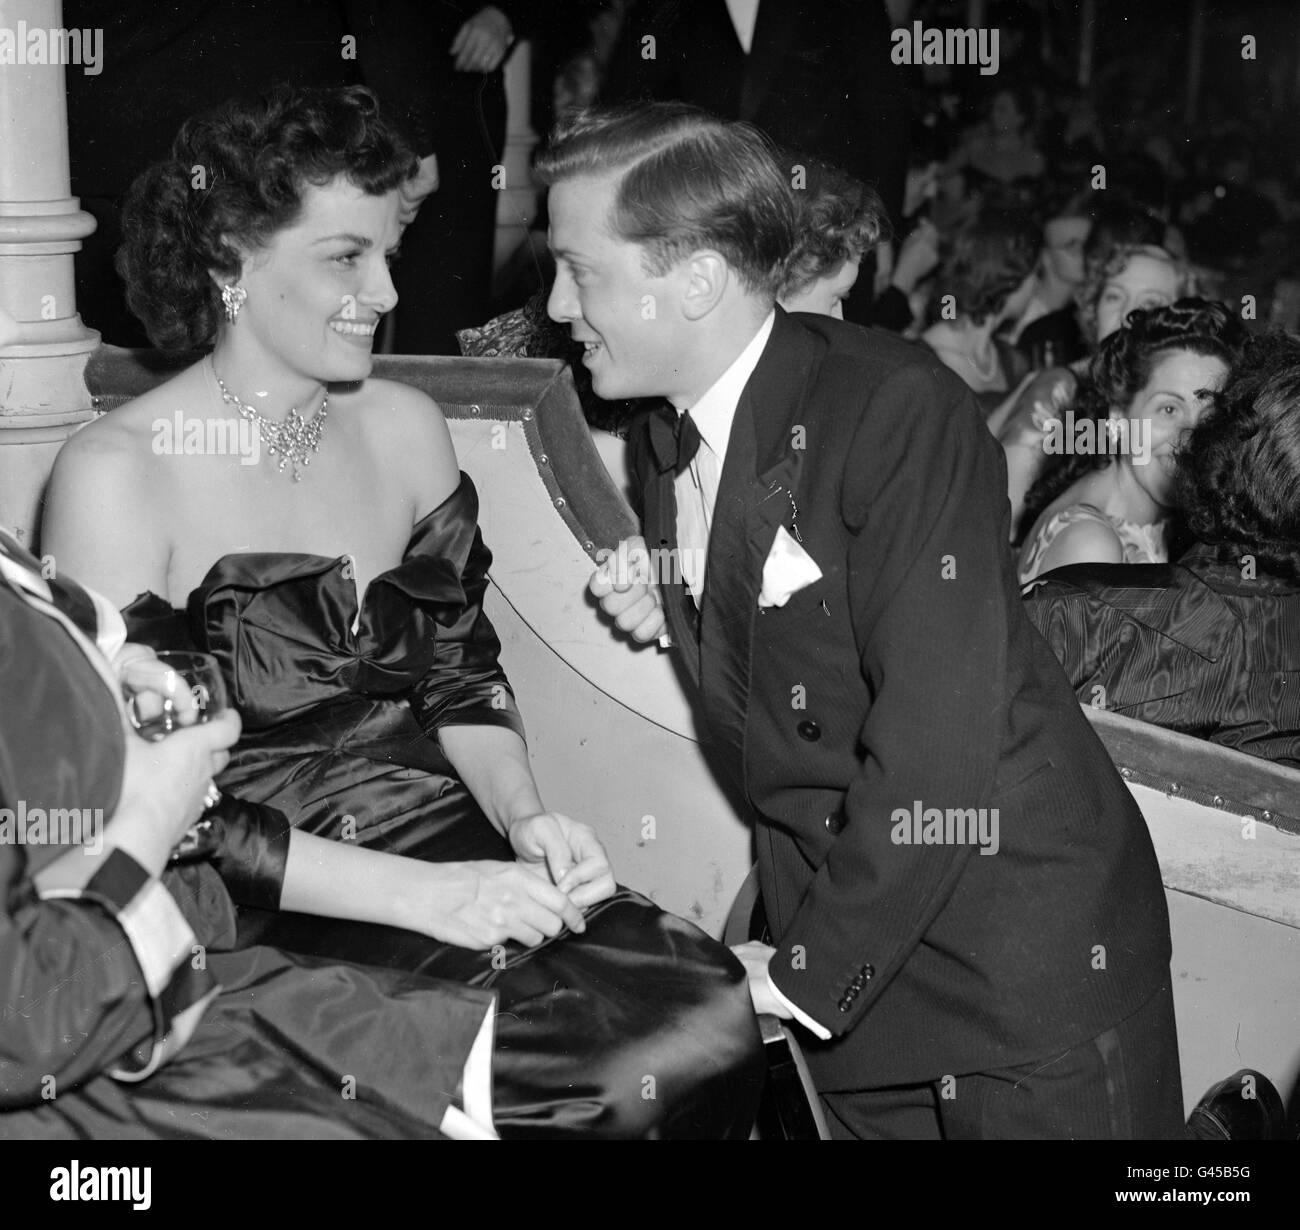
<box><xmin>122</xmin><ymin>473</ymin><xmax>764</xmax><ymax>1139</ymax></box>
<box><xmin>0</xmin><ymin>557</ymin><xmax>495</xmax><ymax>1140</ymax></box>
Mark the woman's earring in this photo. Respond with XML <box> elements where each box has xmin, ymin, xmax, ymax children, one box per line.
<box><xmin>221</xmin><ymin>283</ymin><xmax>247</xmax><ymax>324</ymax></box>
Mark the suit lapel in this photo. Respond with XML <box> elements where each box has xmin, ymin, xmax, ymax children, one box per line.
<box><xmin>698</xmin><ymin>310</ymin><xmax>820</xmax><ymax>776</ymax></box>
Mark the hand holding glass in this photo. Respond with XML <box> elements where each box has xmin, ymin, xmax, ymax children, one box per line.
<box><xmin>122</xmin><ymin>651</ymin><xmax>228</xmax><ymax>861</ymax></box>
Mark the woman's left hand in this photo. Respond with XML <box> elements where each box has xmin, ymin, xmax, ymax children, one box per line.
<box><xmin>508</xmin><ymin>812</ymin><xmax>617</xmax><ymax>909</ymax></box>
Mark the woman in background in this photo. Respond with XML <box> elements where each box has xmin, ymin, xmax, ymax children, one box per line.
<box><xmin>921</xmin><ymin>204</ymin><xmax>1038</xmax><ymax>412</ymax></box>
<box><xmin>777</xmin><ymin>157</ymin><xmax>884</xmax><ymax>319</ymax></box>
<box><xmin>1024</xmin><ymin>331</ymin><xmax>1300</xmax><ymax>766</ymax></box>
<box><xmin>950</xmin><ymin>82</ymin><xmax>1045</xmax><ymax>199</ymax></box>
<box><xmin>997</xmin><ymin>242</ymin><xmax>1194</xmax><ymax>534</ymax></box>
<box><xmin>1017</xmin><ymin>299</ymin><xmax>1244</xmax><ymax>585</ymax></box>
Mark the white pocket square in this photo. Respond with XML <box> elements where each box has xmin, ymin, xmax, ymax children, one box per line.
<box><xmin>758</xmin><ymin>525</ymin><xmax>823</xmax><ymax>608</ymax></box>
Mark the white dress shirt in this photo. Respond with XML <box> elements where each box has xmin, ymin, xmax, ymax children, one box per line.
<box><xmin>670</xmin><ymin>311</ymin><xmax>834</xmax><ymax>1040</ymax></box>
<box><xmin>725</xmin><ymin>0</ymin><xmax>761</xmax><ymax>54</ymax></box>
<box><xmin>674</xmin><ymin>311</ymin><xmax>774</xmax><ymax>603</ymax></box>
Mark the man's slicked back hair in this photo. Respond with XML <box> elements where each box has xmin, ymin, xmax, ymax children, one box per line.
<box><xmin>534</xmin><ymin>102</ymin><xmax>797</xmax><ymax>299</ymax></box>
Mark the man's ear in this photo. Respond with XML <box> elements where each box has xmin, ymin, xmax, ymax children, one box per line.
<box><xmin>681</xmin><ymin>250</ymin><xmax>729</xmax><ymax>322</ymax></box>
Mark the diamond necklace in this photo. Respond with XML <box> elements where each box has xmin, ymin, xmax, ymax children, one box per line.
<box><xmin>210</xmin><ymin>361</ymin><xmax>328</xmax><ymax>481</ymax></box>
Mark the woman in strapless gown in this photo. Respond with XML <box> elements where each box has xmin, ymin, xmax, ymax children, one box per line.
<box><xmin>41</xmin><ymin>85</ymin><xmax>763</xmax><ymax>1138</ymax></box>
<box><xmin>112</xmin><ymin>472</ymin><xmax>762</xmax><ymax>1138</ymax></box>
<box><xmin>1</xmin><ymin>530</ymin><xmax>499</xmax><ymax>1141</ymax></box>
<box><xmin>1016</xmin><ymin>300</ymin><xmax>1245</xmax><ymax>586</ymax></box>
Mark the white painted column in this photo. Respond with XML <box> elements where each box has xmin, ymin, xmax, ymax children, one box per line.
<box><xmin>0</xmin><ymin>0</ymin><xmax>99</xmax><ymax>546</ymax></box>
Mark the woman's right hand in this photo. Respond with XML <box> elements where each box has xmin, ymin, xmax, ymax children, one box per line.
<box><xmin>115</xmin><ymin>710</ymin><xmax>241</xmax><ymax>850</ymax></box>
<box><xmin>415</xmin><ymin>860</ymin><xmax>587</xmax><ymax>950</ymax></box>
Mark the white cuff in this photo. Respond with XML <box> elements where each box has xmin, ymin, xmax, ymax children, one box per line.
<box><xmin>766</xmin><ymin>970</ymin><xmax>832</xmax><ymax>1040</ymax></box>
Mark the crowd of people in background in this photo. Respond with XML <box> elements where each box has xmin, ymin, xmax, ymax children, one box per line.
<box><xmin>467</xmin><ymin>0</ymin><xmax>1300</xmax><ymax>773</ymax></box>
<box><xmin>57</xmin><ymin>0</ymin><xmax>1300</xmax><ymax>767</ymax></box>
<box><xmin>5</xmin><ymin>0</ymin><xmax>1296</xmax><ymax>1147</ymax></box>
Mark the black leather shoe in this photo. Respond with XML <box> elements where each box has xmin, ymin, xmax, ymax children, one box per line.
<box><xmin>1187</xmin><ymin>1069</ymin><xmax>1286</xmax><ymax>1140</ymax></box>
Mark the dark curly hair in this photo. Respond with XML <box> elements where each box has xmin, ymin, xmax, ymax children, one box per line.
<box><xmin>1176</xmin><ymin>330</ymin><xmax>1300</xmax><ymax>582</ymax></box>
<box><xmin>1016</xmin><ymin>298</ymin><xmax>1246</xmax><ymax>544</ymax></box>
<box><xmin>925</xmin><ymin>204</ymin><xmax>1037</xmax><ymax>326</ymax></box>
<box><xmin>779</xmin><ymin>156</ymin><xmax>886</xmax><ymax>297</ymax></box>
<box><xmin>117</xmin><ymin>85</ymin><xmax>419</xmax><ymax>350</ymax></box>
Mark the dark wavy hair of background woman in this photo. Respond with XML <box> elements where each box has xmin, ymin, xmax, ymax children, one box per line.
<box><xmin>1015</xmin><ymin>298</ymin><xmax>1247</xmax><ymax>546</ymax></box>
<box><xmin>1176</xmin><ymin>329</ymin><xmax>1300</xmax><ymax>582</ymax></box>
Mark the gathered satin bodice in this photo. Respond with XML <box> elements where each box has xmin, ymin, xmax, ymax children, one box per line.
<box><xmin>125</xmin><ymin>473</ymin><xmax>497</xmax><ymax>726</ymax></box>
<box><xmin>122</xmin><ymin>473</ymin><xmax>522</xmax><ymax>862</ymax></box>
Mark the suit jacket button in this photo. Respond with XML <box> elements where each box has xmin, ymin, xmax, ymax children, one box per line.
<box><xmin>837</xmin><ymin>997</ymin><xmax>853</xmax><ymax>1012</ymax></box>
<box><xmin>824</xmin><ymin>811</ymin><xmax>845</xmax><ymax>835</ymax></box>
<box><xmin>860</xmin><ymin>964</ymin><xmax>875</xmax><ymax>980</ymax></box>
<box><xmin>797</xmin><ymin>720</ymin><xmax>821</xmax><ymax>742</ymax></box>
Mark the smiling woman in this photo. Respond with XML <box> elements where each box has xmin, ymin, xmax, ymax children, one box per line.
<box><xmin>37</xmin><ymin>85</ymin><xmax>763</xmax><ymax>1138</ymax></box>
<box><xmin>1017</xmin><ymin>299</ymin><xmax>1246</xmax><ymax>584</ymax></box>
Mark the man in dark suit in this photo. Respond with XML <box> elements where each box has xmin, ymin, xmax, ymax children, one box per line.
<box><xmin>602</xmin><ymin>0</ymin><xmax>908</xmax><ymax>327</ymax></box>
<box><xmin>537</xmin><ymin>103</ymin><xmax>1184</xmax><ymax>1139</ymax></box>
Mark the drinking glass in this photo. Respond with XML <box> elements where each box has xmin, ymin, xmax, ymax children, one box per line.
<box><xmin>123</xmin><ymin>651</ymin><xmax>227</xmax><ymax>862</ymax></box>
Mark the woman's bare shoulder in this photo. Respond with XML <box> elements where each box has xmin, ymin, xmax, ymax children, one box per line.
<box><xmin>336</xmin><ymin>376</ymin><xmax>459</xmax><ymax>507</ymax></box>
<box><xmin>60</xmin><ymin>366</ymin><xmax>208</xmax><ymax>462</ymax></box>
<box><xmin>351</xmin><ymin>375</ymin><xmax>446</xmax><ymax>420</ymax></box>
<box><xmin>1038</xmin><ymin>510</ymin><xmax>1124</xmax><ymax>571</ymax></box>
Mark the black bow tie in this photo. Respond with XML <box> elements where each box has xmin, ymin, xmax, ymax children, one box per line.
<box><xmin>648</xmin><ymin>404</ymin><xmax>702</xmax><ymax>475</ymax></box>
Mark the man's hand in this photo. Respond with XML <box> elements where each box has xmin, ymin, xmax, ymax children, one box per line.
<box><xmin>451</xmin><ymin>5</ymin><xmax>513</xmax><ymax>73</ymax></box>
<box><xmin>398</xmin><ymin>153</ymin><xmax>439</xmax><ymax>228</ymax></box>
<box><xmin>589</xmin><ymin>535</ymin><xmax>666</xmax><ymax>643</ymax></box>
<box><xmin>508</xmin><ymin>812</ymin><xmax>616</xmax><ymax>910</ymax></box>
<box><xmin>117</xmin><ymin>709</ymin><xmax>241</xmax><ymax>846</ymax></box>
<box><xmin>730</xmin><ymin>941</ymin><xmax>794</xmax><ymax>1019</ymax></box>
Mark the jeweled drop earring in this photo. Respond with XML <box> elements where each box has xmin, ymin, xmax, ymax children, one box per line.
<box><xmin>221</xmin><ymin>283</ymin><xmax>247</xmax><ymax>324</ymax></box>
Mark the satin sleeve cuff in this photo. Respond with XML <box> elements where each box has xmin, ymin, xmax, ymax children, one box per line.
<box><xmin>205</xmin><ymin>793</ymin><xmax>290</xmax><ymax>911</ymax></box>
<box><xmin>766</xmin><ymin>969</ymin><xmax>832</xmax><ymax>1040</ymax></box>
<box><xmin>38</xmin><ymin>848</ymin><xmax>218</xmax><ymax>1081</ymax></box>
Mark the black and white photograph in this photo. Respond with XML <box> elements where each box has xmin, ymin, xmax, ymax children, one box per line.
<box><xmin>0</xmin><ymin>0</ymin><xmax>1296</xmax><ymax>1199</ymax></box>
